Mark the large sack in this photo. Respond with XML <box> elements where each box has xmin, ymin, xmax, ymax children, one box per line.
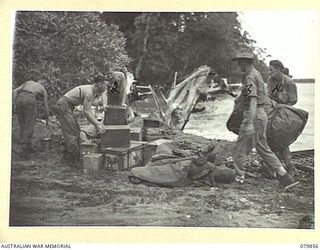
<box><xmin>226</xmin><ymin>98</ymin><xmax>308</xmax><ymax>149</ymax></box>
<box><xmin>226</xmin><ymin>108</ymin><xmax>242</xmax><ymax>135</ymax></box>
<box><xmin>226</xmin><ymin>97</ymin><xmax>247</xmax><ymax>135</ymax></box>
<box><xmin>267</xmin><ymin>104</ymin><xmax>308</xmax><ymax>149</ymax></box>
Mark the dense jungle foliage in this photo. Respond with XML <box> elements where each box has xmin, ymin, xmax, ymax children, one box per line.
<box><xmin>12</xmin><ymin>11</ymin><xmax>270</xmax><ymax>103</ymax></box>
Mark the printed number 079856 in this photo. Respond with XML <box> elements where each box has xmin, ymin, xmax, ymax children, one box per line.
<box><xmin>300</xmin><ymin>244</ymin><xmax>319</xmax><ymax>248</ymax></box>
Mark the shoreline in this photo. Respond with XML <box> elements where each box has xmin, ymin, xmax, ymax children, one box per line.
<box><xmin>293</xmin><ymin>80</ymin><xmax>315</xmax><ymax>83</ymax></box>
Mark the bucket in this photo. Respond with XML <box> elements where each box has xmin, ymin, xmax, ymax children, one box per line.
<box><xmin>40</xmin><ymin>138</ymin><xmax>51</xmax><ymax>151</ymax></box>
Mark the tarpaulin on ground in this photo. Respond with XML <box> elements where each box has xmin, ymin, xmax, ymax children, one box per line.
<box><xmin>129</xmin><ymin>157</ymin><xmax>210</xmax><ymax>187</ymax></box>
<box><xmin>226</xmin><ymin>98</ymin><xmax>308</xmax><ymax>149</ymax></box>
<box><xmin>128</xmin><ymin>133</ymin><xmax>236</xmax><ymax>187</ymax></box>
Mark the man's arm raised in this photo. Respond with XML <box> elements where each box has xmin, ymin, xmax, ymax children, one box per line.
<box><xmin>112</xmin><ymin>71</ymin><xmax>127</xmax><ymax>107</ymax></box>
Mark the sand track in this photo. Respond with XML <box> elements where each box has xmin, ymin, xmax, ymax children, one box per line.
<box><xmin>9</xmin><ymin>121</ymin><xmax>314</xmax><ymax>228</ymax></box>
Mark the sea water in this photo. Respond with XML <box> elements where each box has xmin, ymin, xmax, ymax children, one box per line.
<box><xmin>184</xmin><ymin>83</ymin><xmax>314</xmax><ymax>151</ymax></box>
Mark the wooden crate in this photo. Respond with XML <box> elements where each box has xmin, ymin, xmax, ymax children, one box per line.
<box><xmin>143</xmin><ymin>111</ymin><xmax>162</xmax><ymax>127</ymax></box>
<box><xmin>80</xmin><ymin>143</ymin><xmax>97</xmax><ymax>163</ymax></box>
<box><xmin>130</xmin><ymin>127</ymin><xmax>143</xmax><ymax>141</ymax></box>
<box><xmin>83</xmin><ymin>153</ymin><xmax>104</xmax><ymax>173</ymax></box>
<box><xmin>102</xmin><ymin>141</ymin><xmax>145</xmax><ymax>171</ymax></box>
<box><xmin>104</xmin><ymin>105</ymin><xmax>127</xmax><ymax>125</ymax></box>
<box><xmin>101</xmin><ymin>125</ymin><xmax>131</xmax><ymax>148</ymax></box>
<box><xmin>142</xmin><ymin>127</ymin><xmax>165</xmax><ymax>141</ymax></box>
<box><xmin>143</xmin><ymin>119</ymin><xmax>161</xmax><ymax>128</ymax></box>
<box><xmin>144</xmin><ymin>139</ymin><xmax>173</xmax><ymax>164</ymax></box>
<box><xmin>144</xmin><ymin>127</ymin><xmax>162</xmax><ymax>135</ymax></box>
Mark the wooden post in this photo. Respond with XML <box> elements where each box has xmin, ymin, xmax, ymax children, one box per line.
<box><xmin>172</xmin><ymin>72</ymin><xmax>177</xmax><ymax>89</ymax></box>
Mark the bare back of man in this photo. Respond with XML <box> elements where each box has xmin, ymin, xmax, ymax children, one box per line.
<box><xmin>64</xmin><ymin>85</ymin><xmax>94</xmax><ymax>106</ymax></box>
<box><xmin>14</xmin><ymin>80</ymin><xmax>48</xmax><ymax>105</ymax></box>
<box><xmin>54</xmin><ymin>77</ymin><xmax>107</xmax><ymax>164</ymax></box>
<box><xmin>19</xmin><ymin>80</ymin><xmax>46</xmax><ymax>95</ymax></box>
<box><xmin>13</xmin><ymin>80</ymin><xmax>50</xmax><ymax>151</ymax></box>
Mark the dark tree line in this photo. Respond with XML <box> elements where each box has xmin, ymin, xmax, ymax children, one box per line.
<box><xmin>102</xmin><ymin>12</ymin><xmax>270</xmax><ymax>85</ymax></box>
<box><xmin>12</xmin><ymin>11</ymin><xmax>269</xmax><ymax>104</ymax></box>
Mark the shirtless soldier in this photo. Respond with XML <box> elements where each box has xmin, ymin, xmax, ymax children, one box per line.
<box><xmin>53</xmin><ymin>75</ymin><xmax>108</xmax><ymax>164</ymax></box>
<box><xmin>13</xmin><ymin>78</ymin><xmax>50</xmax><ymax>152</ymax></box>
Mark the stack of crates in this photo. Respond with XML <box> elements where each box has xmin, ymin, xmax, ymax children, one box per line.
<box><xmin>142</xmin><ymin>111</ymin><xmax>164</xmax><ymax>141</ymax></box>
<box><xmin>82</xmin><ymin>83</ymin><xmax>146</xmax><ymax>173</ymax></box>
<box><xmin>103</xmin><ymin>141</ymin><xmax>146</xmax><ymax>171</ymax></box>
<box><xmin>130</xmin><ymin>127</ymin><xmax>143</xmax><ymax>141</ymax></box>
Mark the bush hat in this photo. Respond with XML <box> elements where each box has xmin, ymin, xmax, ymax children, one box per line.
<box><xmin>232</xmin><ymin>50</ymin><xmax>255</xmax><ymax>61</ymax></box>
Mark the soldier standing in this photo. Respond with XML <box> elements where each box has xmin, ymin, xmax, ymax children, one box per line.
<box><xmin>231</xmin><ymin>50</ymin><xmax>299</xmax><ymax>190</ymax></box>
<box><xmin>267</xmin><ymin>60</ymin><xmax>298</xmax><ymax>176</ymax></box>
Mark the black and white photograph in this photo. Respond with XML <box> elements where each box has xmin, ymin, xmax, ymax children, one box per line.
<box><xmin>9</xmin><ymin>10</ymin><xmax>315</xmax><ymax>229</ymax></box>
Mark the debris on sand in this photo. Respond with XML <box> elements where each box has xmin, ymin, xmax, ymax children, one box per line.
<box><xmin>9</xmin><ymin>118</ymin><xmax>314</xmax><ymax>227</ymax></box>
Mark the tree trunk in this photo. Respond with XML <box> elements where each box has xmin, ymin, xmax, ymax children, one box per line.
<box><xmin>135</xmin><ymin>14</ymin><xmax>151</xmax><ymax>79</ymax></box>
